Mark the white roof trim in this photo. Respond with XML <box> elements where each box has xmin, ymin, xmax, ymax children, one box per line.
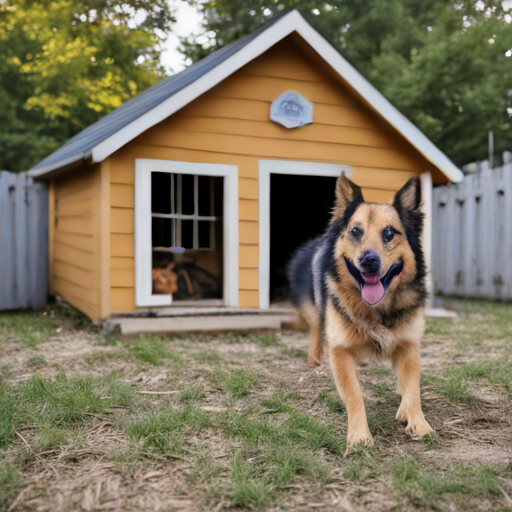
<box><xmin>29</xmin><ymin>10</ymin><xmax>463</xmax><ymax>183</ymax></box>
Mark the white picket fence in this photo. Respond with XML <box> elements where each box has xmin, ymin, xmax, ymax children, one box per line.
<box><xmin>0</xmin><ymin>172</ymin><xmax>48</xmax><ymax>310</ymax></box>
<box><xmin>432</xmin><ymin>152</ymin><xmax>512</xmax><ymax>300</ymax></box>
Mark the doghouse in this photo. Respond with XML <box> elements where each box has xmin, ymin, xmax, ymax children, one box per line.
<box><xmin>29</xmin><ymin>10</ymin><xmax>463</xmax><ymax>329</ymax></box>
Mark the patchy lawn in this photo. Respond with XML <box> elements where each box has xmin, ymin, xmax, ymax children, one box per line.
<box><xmin>0</xmin><ymin>300</ymin><xmax>511</xmax><ymax>512</ymax></box>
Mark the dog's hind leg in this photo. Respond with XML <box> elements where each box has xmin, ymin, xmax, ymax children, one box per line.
<box><xmin>330</xmin><ymin>346</ymin><xmax>373</xmax><ymax>449</ymax></box>
<box><xmin>308</xmin><ymin>321</ymin><xmax>324</xmax><ymax>367</ymax></box>
<box><xmin>392</xmin><ymin>340</ymin><xmax>433</xmax><ymax>439</ymax></box>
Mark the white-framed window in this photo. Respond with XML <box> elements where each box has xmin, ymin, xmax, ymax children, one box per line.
<box><xmin>135</xmin><ymin>159</ymin><xmax>239</xmax><ymax>308</ymax></box>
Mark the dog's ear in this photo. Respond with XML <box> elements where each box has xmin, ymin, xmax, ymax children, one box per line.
<box><xmin>334</xmin><ymin>172</ymin><xmax>364</xmax><ymax>216</ymax></box>
<box><xmin>393</xmin><ymin>177</ymin><xmax>422</xmax><ymax>213</ymax></box>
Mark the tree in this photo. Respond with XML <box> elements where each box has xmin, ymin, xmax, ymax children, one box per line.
<box><xmin>0</xmin><ymin>0</ymin><xmax>175</xmax><ymax>172</ymax></box>
<box><xmin>181</xmin><ymin>0</ymin><xmax>512</xmax><ymax>166</ymax></box>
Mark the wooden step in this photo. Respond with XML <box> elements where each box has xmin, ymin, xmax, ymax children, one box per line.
<box><xmin>106</xmin><ymin>313</ymin><xmax>295</xmax><ymax>335</ymax></box>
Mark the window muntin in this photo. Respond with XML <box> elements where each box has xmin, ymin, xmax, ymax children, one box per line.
<box><xmin>151</xmin><ymin>172</ymin><xmax>218</xmax><ymax>252</ymax></box>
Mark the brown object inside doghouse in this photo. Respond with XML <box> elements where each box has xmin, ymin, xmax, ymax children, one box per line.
<box><xmin>151</xmin><ymin>172</ymin><xmax>223</xmax><ymax>302</ymax></box>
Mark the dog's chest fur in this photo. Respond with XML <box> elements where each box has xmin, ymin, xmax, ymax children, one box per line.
<box><xmin>325</xmin><ymin>293</ymin><xmax>425</xmax><ymax>357</ymax></box>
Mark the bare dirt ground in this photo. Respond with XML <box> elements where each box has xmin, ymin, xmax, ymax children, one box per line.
<box><xmin>1</xmin><ymin>300</ymin><xmax>512</xmax><ymax>511</ymax></box>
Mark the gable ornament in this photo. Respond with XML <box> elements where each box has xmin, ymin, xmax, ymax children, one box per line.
<box><xmin>270</xmin><ymin>90</ymin><xmax>314</xmax><ymax>129</ymax></box>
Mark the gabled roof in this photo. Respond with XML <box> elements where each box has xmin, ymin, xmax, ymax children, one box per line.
<box><xmin>29</xmin><ymin>10</ymin><xmax>463</xmax><ymax>183</ymax></box>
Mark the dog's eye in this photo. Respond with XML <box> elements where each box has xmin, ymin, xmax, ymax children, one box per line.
<box><xmin>350</xmin><ymin>227</ymin><xmax>363</xmax><ymax>238</ymax></box>
<box><xmin>382</xmin><ymin>228</ymin><xmax>395</xmax><ymax>243</ymax></box>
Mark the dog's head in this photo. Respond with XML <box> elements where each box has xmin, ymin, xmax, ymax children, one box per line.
<box><xmin>332</xmin><ymin>172</ymin><xmax>425</xmax><ymax>307</ymax></box>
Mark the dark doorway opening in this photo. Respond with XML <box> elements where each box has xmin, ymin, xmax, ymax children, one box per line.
<box><xmin>270</xmin><ymin>174</ymin><xmax>337</xmax><ymax>304</ymax></box>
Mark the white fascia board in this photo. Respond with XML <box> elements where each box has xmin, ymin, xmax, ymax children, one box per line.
<box><xmin>291</xmin><ymin>17</ymin><xmax>463</xmax><ymax>183</ymax></box>
<box><xmin>90</xmin><ymin>11</ymin><xmax>302</xmax><ymax>164</ymax></box>
<box><xmin>27</xmin><ymin>153</ymin><xmax>85</xmax><ymax>178</ymax></box>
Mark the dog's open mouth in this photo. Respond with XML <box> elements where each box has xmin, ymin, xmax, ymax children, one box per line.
<box><xmin>344</xmin><ymin>257</ymin><xmax>404</xmax><ymax>306</ymax></box>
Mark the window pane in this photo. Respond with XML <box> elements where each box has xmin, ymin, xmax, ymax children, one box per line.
<box><xmin>181</xmin><ymin>174</ymin><xmax>195</xmax><ymax>215</ymax></box>
<box><xmin>151</xmin><ymin>172</ymin><xmax>171</xmax><ymax>214</ymax></box>
<box><xmin>198</xmin><ymin>221</ymin><xmax>211</xmax><ymax>249</ymax></box>
<box><xmin>198</xmin><ymin>176</ymin><xmax>212</xmax><ymax>216</ymax></box>
<box><xmin>181</xmin><ymin>219</ymin><xmax>193</xmax><ymax>249</ymax></box>
<box><xmin>152</xmin><ymin>218</ymin><xmax>173</xmax><ymax>247</ymax></box>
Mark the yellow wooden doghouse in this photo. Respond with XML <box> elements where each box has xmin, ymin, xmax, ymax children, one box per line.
<box><xmin>29</xmin><ymin>10</ymin><xmax>463</xmax><ymax>331</ymax></box>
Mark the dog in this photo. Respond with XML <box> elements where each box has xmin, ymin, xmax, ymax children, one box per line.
<box><xmin>287</xmin><ymin>172</ymin><xmax>433</xmax><ymax>448</ymax></box>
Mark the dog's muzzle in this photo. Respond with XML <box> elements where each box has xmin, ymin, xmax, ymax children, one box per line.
<box><xmin>345</xmin><ymin>257</ymin><xmax>403</xmax><ymax>306</ymax></box>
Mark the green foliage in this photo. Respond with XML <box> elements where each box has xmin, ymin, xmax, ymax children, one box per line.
<box><xmin>183</xmin><ymin>0</ymin><xmax>512</xmax><ymax>165</ymax></box>
<box><xmin>0</xmin><ymin>0</ymin><xmax>174</xmax><ymax>172</ymax></box>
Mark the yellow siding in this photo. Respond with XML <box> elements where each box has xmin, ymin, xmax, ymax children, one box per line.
<box><xmin>110</xmin><ymin>207</ymin><xmax>134</xmax><ymax>234</ymax></box>
<box><xmin>239</xmin><ymin>178</ymin><xmax>258</xmax><ymax>200</ymax></box>
<box><xmin>106</xmin><ymin>36</ymin><xmax>436</xmax><ymax>311</ymax></box>
<box><xmin>239</xmin><ymin>245</ymin><xmax>259</xmax><ymax>268</ymax></box>
<box><xmin>239</xmin><ymin>221</ymin><xmax>258</xmax><ymax>244</ymax></box>
<box><xmin>239</xmin><ymin>290</ymin><xmax>259</xmax><ymax>308</ymax></box>
<box><xmin>111</xmin><ymin>234</ymin><xmax>134</xmax><ymax>257</ymax></box>
<box><xmin>239</xmin><ymin>199</ymin><xmax>258</xmax><ymax>221</ymax></box>
<box><xmin>51</xmin><ymin>163</ymin><xmax>110</xmax><ymax>322</ymax></box>
<box><xmin>239</xmin><ymin>268</ymin><xmax>258</xmax><ymax>290</ymax></box>
<box><xmin>110</xmin><ymin>183</ymin><xmax>134</xmax><ymax>208</ymax></box>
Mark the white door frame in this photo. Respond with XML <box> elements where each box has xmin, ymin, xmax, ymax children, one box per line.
<box><xmin>258</xmin><ymin>160</ymin><xmax>352</xmax><ymax>310</ymax></box>
<box><xmin>135</xmin><ymin>158</ymin><xmax>239</xmax><ymax>308</ymax></box>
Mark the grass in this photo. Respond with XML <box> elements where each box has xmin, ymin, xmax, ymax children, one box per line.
<box><xmin>123</xmin><ymin>337</ymin><xmax>182</xmax><ymax>367</ymax></box>
<box><xmin>0</xmin><ymin>373</ymin><xmax>134</xmax><ymax>450</ymax></box>
<box><xmin>260</xmin><ymin>388</ymin><xmax>296</xmax><ymax>412</ymax></box>
<box><xmin>0</xmin><ymin>303</ymin><xmax>90</xmax><ymax>347</ymax></box>
<box><xmin>421</xmin><ymin>372</ymin><xmax>476</xmax><ymax>404</ymax></box>
<box><xmin>225</xmin><ymin>369</ymin><xmax>259</xmax><ymax>398</ymax></box>
<box><xmin>457</xmin><ymin>359</ymin><xmax>512</xmax><ymax>397</ymax></box>
<box><xmin>0</xmin><ymin>460</ymin><xmax>20</xmax><ymax>503</ymax></box>
<box><xmin>1</xmin><ymin>298</ymin><xmax>512</xmax><ymax>511</ymax></box>
<box><xmin>389</xmin><ymin>456</ymin><xmax>500</xmax><ymax>507</ymax></box>
<box><xmin>126</xmin><ymin>406</ymin><xmax>212</xmax><ymax>454</ymax></box>
<box><xmin>237</xmin><ymin>332</ymin><xmax>280</xmax><ymax>348</ymax></box>
<box><xmin>179</xmin><ymin>385</ymin><xmax>205</xmax><ymax>402</ymax></box>
<box><xmin>319</xmin><ymin>389</ymin><xmax>345</xmax><ymax>414</ymax></box>
<box><xmin>343</xmin><ymin>445</ymin><xmax>380</xmax><ymax>482</ymax></box>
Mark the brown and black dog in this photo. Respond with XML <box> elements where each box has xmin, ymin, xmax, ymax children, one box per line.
<box><xmin>287</xmin><ymin>172</ymin><xmax>433</xmax><ymax>448</ymax></box>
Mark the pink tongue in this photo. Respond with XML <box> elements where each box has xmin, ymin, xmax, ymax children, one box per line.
<box><xmin>361</xmin><ymin>281</ymin><xmax>385</xmax><ymax>305</ymax></box>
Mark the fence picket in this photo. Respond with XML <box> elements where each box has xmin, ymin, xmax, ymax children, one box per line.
<box><xmin>433</xmin><ymin>153</ymin><xmax>512</xmax><ymax>300</ymax></box>
<box><xmin>0</xmin><ymin>171</ymin><xmax>48</xmax><ymax>310</ymax></box>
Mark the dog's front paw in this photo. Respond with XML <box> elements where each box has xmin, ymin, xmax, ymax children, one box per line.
<box><xmin>307</xmin><ymin>354</ymin><xmax>323</xmax><ymax>367</ymax></box>
<box><xmin>404</xmin><ymin>417</ymin><xmax>433</xmax><ymax>439</ymax></box>
<box><xmin>346</xmin><ymin>428</ymin><xmax>374</xmax><ymax>452</ymax></box>
<box><xmin>406</xmin><ymin>418</ymin><xmax>433</xmax><ymax>439</ymax></box>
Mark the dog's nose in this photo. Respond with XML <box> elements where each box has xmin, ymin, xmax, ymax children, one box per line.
<box><xmin>359</xmin><ymin>251</ymin><xmax>381</xmax><ymax>274</ymax></box>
